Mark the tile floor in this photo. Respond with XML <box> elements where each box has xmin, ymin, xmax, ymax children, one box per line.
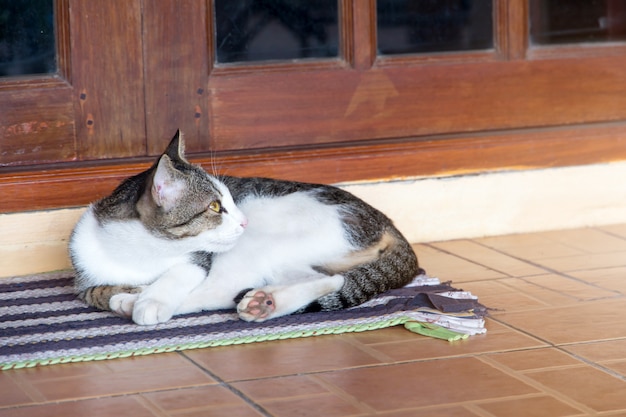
<box><xmin>1</xmin><ymin>224</ymin><xmax>626</xmax><ymax>417</ymax></box>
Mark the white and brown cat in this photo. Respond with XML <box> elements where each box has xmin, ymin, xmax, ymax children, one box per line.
<box><xmin>69</xmin><ymin>131</ymin><xmax>421</xmax><ymax>325</ymax></box>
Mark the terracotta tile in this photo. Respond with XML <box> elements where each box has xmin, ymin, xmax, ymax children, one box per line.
<box><xmin>495</xmin><ymin>277</ymin><xmax>581</xmax><ymax>307</ymax></box>
<box><xmin>233</xmin><ymin>375</ymin><xmax>329</xmax><ymax>402</ymax></box>
<box><xmin>598</xmin><ymin>410</ymin><xmax>626</xmax><ymax>417</ymax></box>
<box><xmin>183</xmin><ymin>336</ymin><xmax>382</xmax><ymax>381</ymax></box>
<box><xmin>539</xmin><ymin>228</ymin><xmax>626</xmax><ymax>254</ymax></box>
<box><xmin>412</xmin><ymin>244</ymin><xmax>505</xmax><ymax>282</ymax></box>
<box><xmin>261</xmin><ymin>393</ymin><xmax>366</xmax><ymax>417</ymax></box>
<box><xmin>430</xmin><ymin>240</ymin><xmax>546</xmax><ymax>277</ymax></box>
<box><xmin>599</xmin><ymin>224</ymin><xmax>626</xmax><ymax>239</ymax></box>
<box><xmin>174</xmin><ymin>405</ymin><xmax>264</xmax><ymax>417</ymax></box>
<box><xmin>565</xmin><ymin>340</ymin><xmax>626</xmax><ymax>363</ymax></box>
<box><xmin>377</xmin><ymin>407</ymin><xmax>480</xmax><ymax>417</ymax></box>
<box><xmin>533</xmin><ymin>251</ymin><xmax>626</xmax><ymax>272</ymax></box>
<box><xmin>475</xmin><ymin>233</ymin><xmax>583</xmax><ymax>261</ymax></box>
<box><xmin>459</xmin><ymin>280</ymin><xmax>550</xmax><ymax>312</ymax></box>
<box><xmin>595</xmin><ymin>412</ymin><xmax>626</xmax><ymax>417</ymax></box>
<box><xmin>0</xmin><ymin>395</ymin><xmax>156</xmax><ymax>417</ymax></box>
<box><xmin>477</xmin><ymin>395</ymin><xmax>584</xmax><ymax>417</ymax></box>
<box><xmin>141</xmin><ymin>385</ymin><xmax>251</xmax><ymax>412</ymax></box>
<box><xmin>569</xmin><ymin>266</ymin><xmax>626</xmax><ymax>294</ymax></box>
<box><xmin>521</xmin><ymin>274</ymin><xmax>620</xmax><ymax>301</ymax></box>
<box><xmin>14</xmin><ymin>353</ymin><xmax>194</xmax><ymax>384</ymax></box>
<box><xmin>526</xmin><ymin>365</ymin><xmax>626</xmax><ymax>412</ymax></box>
<box><xmin>102</xmin><ymin>351</ymin><xmax>195</xmax><ymax>372</ymax></box>
<box><xmin>28</xmin><ymin>354</ymin><xmax>215</xmax><ymax>401</ymax></box>
<box><xmin>487</xmin><ymin>348</ymin><xmax>583</xmax><ymax>371</ymax></box>
<box><xmin>601</xmin><ymin>361</ymin><xmax>626</xmax><ymax>377</ymax></box>
<box><xmin>368</xmin><ymin>320</ymin><xmax>546</xmax><ymax>362</ymax></box>
<box><xmin>12</xmin><ymin>361</ymin><xmax>110</xmax><ymax>383</ymax></box>
<box><xmin>494</xmin><ymin>299</ymin><xmax>626</xmax><ymax>345</ymax></box>
<box><xmin>0</xmin><ymin>372</ymin><xmax>35</xmax><ymax>407</ymax></box>
<box><xmin>318</xmin><ymin>358</ymin><xmax>538</xmax><ymax>412</ymax></box>
<box><xmin>5</xmin><ymin>224</ymin><xmax>626</xmax><ymax>416</ymax></box>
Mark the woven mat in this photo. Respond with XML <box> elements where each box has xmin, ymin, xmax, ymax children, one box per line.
<box><xmin>0</xmin><ymin>272</ymin><xmax>487</xmax><ymax>370</ymax></box>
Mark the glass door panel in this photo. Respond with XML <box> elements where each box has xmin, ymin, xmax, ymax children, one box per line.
<box><xmin>530</xmin><ymin>0</ymin><xmax>626</xmax><ymax>45</ymax></box>
<box><xmin>0</xmin><ymin>0</ymin><xmax>56</xmax><ymax>77</ymax></box>
<box><xmin>376</xmin><ymin>0</ymin><xmax>493</xmax><ymax>55</ymax></box>
<box><xmin>214</xmin><ymin>0</ymin><xmax>340</xmax><ymax>63</ymax></box>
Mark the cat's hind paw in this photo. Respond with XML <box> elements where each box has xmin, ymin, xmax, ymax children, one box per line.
<box><xmin>132</xmin><ymin>299</ymin><xmax>175</xmax><ymax>325</ymax></box>
<box><xmin>110</xmin><ymin>293</ymin><xmax>139</xmax><ymax>318</ymax></box>
<box><xmin>237</xmin><ymin>290</ymin><xmax>276</xmax><ymax>322</ymax></box>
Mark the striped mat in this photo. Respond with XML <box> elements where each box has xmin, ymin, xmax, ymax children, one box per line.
<box><xmin>0</xmin><ymin>272</ymin><xmax>487</xmax><ymax>370</ymax></box>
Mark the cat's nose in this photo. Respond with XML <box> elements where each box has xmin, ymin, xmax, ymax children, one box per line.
<box><xmin>240</xmin><ymin>217</ymin><xmax>248</xmax><ymax>229</ymax></box>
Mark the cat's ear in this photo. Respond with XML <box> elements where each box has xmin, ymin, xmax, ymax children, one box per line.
<box><xmin>163</xmin><ymin>130</ymin><xmax>188</xmax><ymax>163</ymax></box>
<box><xmin>151</xmin><ymin>154</ymin><xmax>185</xmax><ymax>211</ymax></box>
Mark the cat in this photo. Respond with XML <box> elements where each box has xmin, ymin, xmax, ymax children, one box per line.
<box><xmin>69</xmin><ymin>130</ymin><xmax>421</xmax><ymax>325</ymax></box>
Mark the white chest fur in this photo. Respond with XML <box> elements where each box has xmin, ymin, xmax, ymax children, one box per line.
<box><xmin>71</xmin><ymin>208</ymin><xmax>190</xmax><ymax>287</ymax></box>
<box><xmin>205</xmin><ymin>191</ymin><xmax>353</xmax><ymax>288</ymax></box>
<box><xmin>70</xmin><ymin>203</ymin><xmax>243</xmax><ymax>289</ymax></box>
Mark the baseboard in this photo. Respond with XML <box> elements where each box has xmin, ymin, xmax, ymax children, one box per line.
<box><xmin>2</xmin><ymin>161</ymin><xmax>625</xmax><ymax>278</ymax></box>
<box><xmin>0</xmin><ymin>208</ymin><xmax>85</xmax><ymax>278</ymax></box>
<box><xmin>342</xmin><ymin>161</ymin><xmax>626</xmax><ymax>243</ymax></box>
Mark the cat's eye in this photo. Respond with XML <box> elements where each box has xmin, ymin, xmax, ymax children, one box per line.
<box><xmin>208</xmin><ymin>200</ymin><xmax>223</xmax><ymax>214</ymax></box>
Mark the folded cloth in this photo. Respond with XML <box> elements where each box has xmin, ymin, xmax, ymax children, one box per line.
<box><xmin>427</xmin><ymin>293</ymin><xmax>480</xmax><ymax>313</ymax></box>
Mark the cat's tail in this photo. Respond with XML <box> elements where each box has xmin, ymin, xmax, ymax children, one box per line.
<box><xmin>301</xmin><ymin>227</ymin><xmax>421</xmax><ymax>313</ymax></box>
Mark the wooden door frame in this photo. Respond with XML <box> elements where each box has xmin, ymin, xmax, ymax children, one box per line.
<box><xmin>2</xmin><ymin>0</ymin><xmax>626</xmax><ymax>213</ymax></box>
<box><xmin>3</xmin><ymin>120</ymin><xmax>625</xmax><ymax>213</ymax></box>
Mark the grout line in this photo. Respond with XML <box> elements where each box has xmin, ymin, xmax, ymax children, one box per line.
<box><xmin>596</xmin><ymin>226</ymin><xmax>626</xmax><ymax>243</ymax></box>
<box><xmin>7</xmin><ymin>370</ymin><xmax>49</xmax><ymax>404</ymax></box>
<box><xmin>463</xmin><ymin>402</ymin><xmax>499</xmax><ymax>417</ymax></box>
<box><xmin>177</xmin><ymin>352</ymin><xmax>274</xmax><ymax>417</ymax></box>
<box><xmin>555</xmin><ymin>348</ymin><xmax>626</xmax><ymax>383</ymax></box>
<box><xmin>487</xmin><ymin>316</ymin><xmax>554</xmax><ymax>346</ymax></box>
<box><xmin>493</xmin><ymin>278</ymin><xmax>562</xmax><ymax>308</ymax></box>
<box><xmin>476</xmin><ymin>355</ymin><xmax>595</xmax><ymax>415</ymax></box>
<box><xmin>470</xmin><ymin>240</ymin><xmax>624</xmax><ymax>297</ymax></box>
<box><xmin>308</xmin><ymin>374</ymin><xmax>377</xmax><ymax>415</ymax></box>
<box><xmin>488</xmin><ymin>317</ymin><xmax>626</xmax><ymax>382</ymax></box>
<box><xmin>505</xmin><ymin>275</ymin><xmax>621</xmax><ymax>304</ymax></box>
<box><xmin>340</xmin><ymin>334</ymin><xmax>396</xmax><ymax>363</ymax></box>
<box><xmin>423</xmin><ymin>240</ymin><xmax>561</xmax><ymax>280</ymax></box>
<box><xmin>133</xmin><ymin>394</ymin><xmax>170</xmax><ymax>417</ymax></box>
<box><xmin>422</xmin><ymin>241</ymin><xmax>517</xmax><ymax>279</ymax></box>
<box><xmin>174</xmin><ymin>346</ymin><xmax>597</xmax><ymax>387</ymax></box>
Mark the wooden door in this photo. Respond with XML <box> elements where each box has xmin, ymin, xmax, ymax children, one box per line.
<box><xmin>2</xmin><ymin>0</ymin><xmax>626</xmax><ymax>213</ymax></box>
<box><xmin>0</xmin><ymin>0</ymin><xmax>146</xmax><ymax>166</ymax></box>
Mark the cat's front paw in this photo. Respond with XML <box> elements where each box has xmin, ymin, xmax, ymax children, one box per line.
<box><xmin>110</xmin><ymin>293</ymin><xmax>139</xmax><ymax>318</ymax></box>
<box><xmin>132</xmin><ymin>299</ymin><xmax>175</xmax><ymax>325</ymax></box>
<box><xmin>237</xmin><ymin>290</ymin><xmax>276</xmax><ymax>322</ymax></box>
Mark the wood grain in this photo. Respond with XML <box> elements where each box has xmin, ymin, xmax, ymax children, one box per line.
<box><xmin>208</xmin><ymin>52</ymin><xmax>626</xmax><ymax>151</ymax></box>
<box><xmin>0</xmin><ymin>82</ymin><xmax>75</xmax><ymax>166</ymax></box>
<box><xmin>2</xmin><ymin>0</ymin><xmax>626</xmax><ymax>215</ymax></box>
<box><xmin>2</xmin><ymin>122</ymin><xmax>625</xmax><ymax>213</ymax></box>
<box><xmin>142</xmin><ymin>0</ymin><xmax>210</xmax><ymax>155</ymax></box>
<box><xmin>70</xmin><ymin>0</ymin><xmax>146</xmax><ymax>159</ymax></box>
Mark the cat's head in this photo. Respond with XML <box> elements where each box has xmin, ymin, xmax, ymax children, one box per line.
<box><xmin>136</xmin><ymin>130</ymin><xmax>247</xmax><ymax>251</ymax></box>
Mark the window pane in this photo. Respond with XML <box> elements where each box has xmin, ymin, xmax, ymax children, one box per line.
<box><xmin>377</xmin><ymin>0</ymin><xmax>493</xmax><ymax>55</ymax></box>
<box><xmin>530</xmin><ymin>0</ymin><xmax>626</xmax><ymax>45</ymax></box>
<box><xmin>214</xmin><ymin>0</ymin><xmax>339</xmax><ymax>64</ymax></box>
<box><xmin>0</xmin><ymin>0</ymin><xmax>56</xmax><ymax>77</ymax></box>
